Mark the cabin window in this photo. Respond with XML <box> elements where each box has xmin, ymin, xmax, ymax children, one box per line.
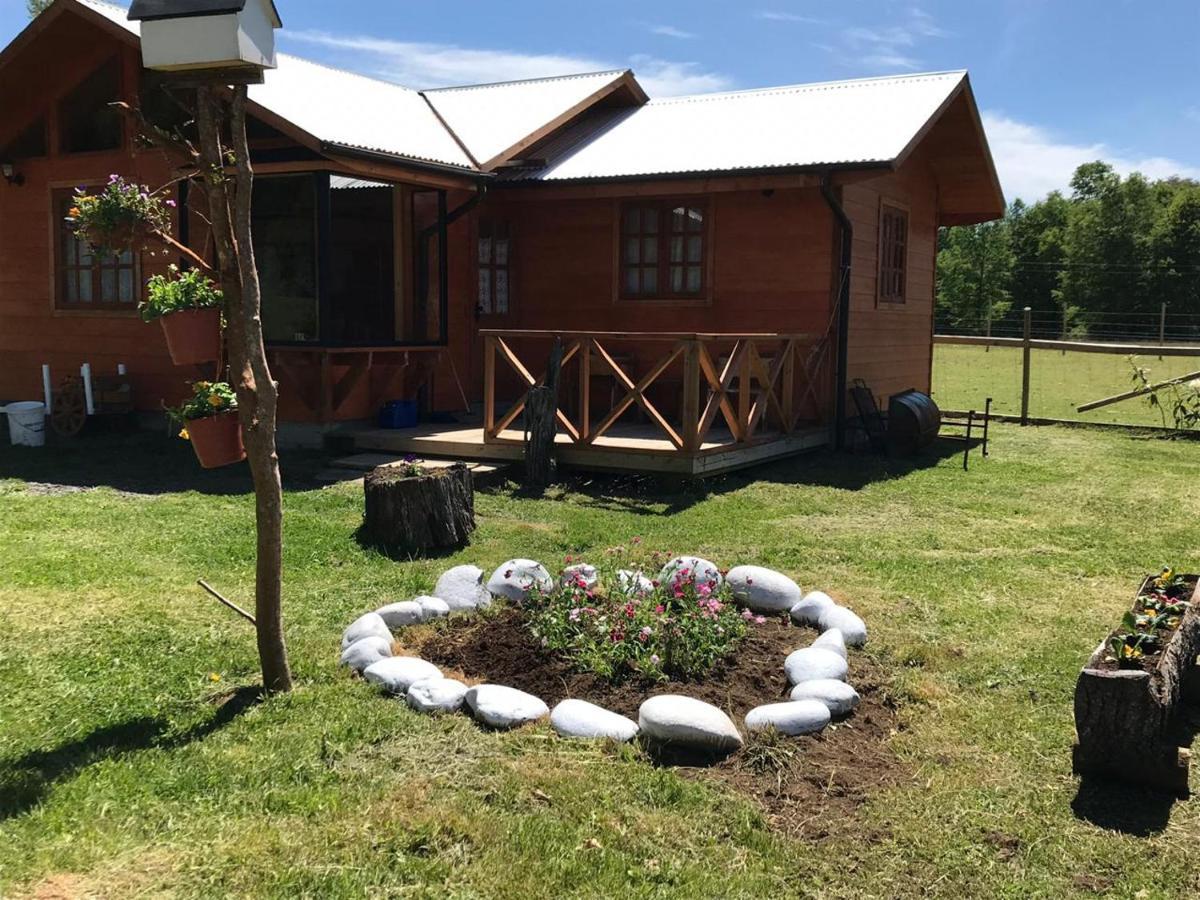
<box><xmin>253</xmin><ymin>175</ymin><xmax>319</xmax><ymax>342</ymax></box>
<box><xmin>54</xmin><ymin>190</ymin><xmax>138</xmax><ymax>311</ymax></box>
<box><xmin>59</xmin><ymin>58</ymin><xmax>123</xmax><ymax>154</ymax></box>
<box><xmin>477</xmin><ymin>220</ymin><xmax>511</xmax><ymax>315</ymax></box>
<box><xmin>620</xmin><ymin>200</ymin><xmax>707</xmax><ymax>300</ymax></box>
<box><xmin>878</xmin><ymin>202</ymin><xmax>908</xmax><ymax>304</ymax></box>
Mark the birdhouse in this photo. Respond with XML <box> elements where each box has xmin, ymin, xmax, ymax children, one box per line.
<box><xmin>127</xmin><ymin>0</ymin><xmax>282</xmax><ymax>81</ymax></box>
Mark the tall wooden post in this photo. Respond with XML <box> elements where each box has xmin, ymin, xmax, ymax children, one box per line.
<box><xmin>680</xmin><ymin>339</ymin><xmax>701</xmax><ymax>453</ymax></box>
<box><xmin>1020</xmin><ymin>306</ymin><xmax>1032</xmax><ymax>426</ymax></box>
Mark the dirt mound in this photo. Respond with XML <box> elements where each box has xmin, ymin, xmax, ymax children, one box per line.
<box><xmin>413</xmin><ymin>608</ymin><xmax>907</xmax><ymax>837</ymax></box>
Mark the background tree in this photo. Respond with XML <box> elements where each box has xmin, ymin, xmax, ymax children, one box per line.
<box><xmin>1008</xmin><ymin>192</ymin><xmax>1069</xmax><ymax>337</ymax></box>
<box><xmin>936</xmin><ymin>218</ymin><xmax>1014</xmax><ymax>332</ymax></box>
<box><xmin>27</xmin><ymin>0</ymin><xmax>52</xmax><ymax>18</ymax></box>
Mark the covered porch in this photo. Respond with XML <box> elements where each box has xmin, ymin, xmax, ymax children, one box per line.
<box><xmin>346</xmin><ymin>329</ymin><xmax>834</xmax><ymax>475</ymax></box>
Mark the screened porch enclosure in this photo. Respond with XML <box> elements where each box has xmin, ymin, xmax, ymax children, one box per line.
<box><xmin>249</xmin><ymin>173</ymin><xmax>450</xmax><ymax>348</ymax></box>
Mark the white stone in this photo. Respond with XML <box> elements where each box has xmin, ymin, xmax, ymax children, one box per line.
<box><xmin>560</xmin><ymin>564</ymin><xmax>599</xmax><ymax>590</ymax></box>
<box><xmin>789</xmin><ymin>679</ymin><xmax>861</xmax><ymax>716</ymax></box>
<box><xmin>487</xmin><ymin>560</ymin><xmax>553</xmax><ymax>601</ymax></box>
<box><xmin>434</xmin><ymin>565</ymin><xmax>492</xmax><ymax>612</ymax></box>
<box><xmin>726</xmin><ymin>565</ymin><xmax>802</xmax><ymax>612</ymax></box>
<box><xmin>790</xmin><ymin>591</ymin><xmax>837</xmax><ymax>626</ymax></box>
<box><xmin>616</xmin><ymin>569</ymin><xmax>654</xmax><ymax>596</ymax></box>
<box><xmin>465</xmin><ymin>684</ymin><xmax>550</xmax><ymax>729</ymax></box>
<box><xmin>341</xmin><ymin>611</ymin><xmax>392</xmax><ymax>650</ymax></box>
<box><xmin>817</xmin><ymin>606</ymin><xmax>867</xmax><ymax>647</ymax></box>
<box><xmin>637</xmin><ymin>695</ymin><xmax>743</xmax><ymax>753</ymax></box>
<box><xmin>362</xmin><ymin>656</ymin><xmax>442</xmax><ymax>694</ymax></box>
<box><xmin>375</xmin><ymin>601</ymin><xmax>424</xmax><ymax>629</ymax></box>
<box><xmin>658</xmin><ymin>556</ymin><xmax>723</xmax><ymax>590</ymax></box>
<box><xmin>406</xmin><ymin>677</ymin><xmax>469</xmax><ymax>714</ymax></box>
<box><xmin>811</xmin><ymin>628</ymin><xmax>847</xmax><ymax>659</ymax></box>
<box><xmin>339</xmin><ymin>635</ymin><xmax>392</xmax><ymax>672</ymax></box>
<box><xmin>784</xmin><ymin>647</ymin><xmax>849</xmax><ymax>685</ymax></box>
<box><xmin>550</xmin><ymin>699</ymin><xmax>639</xmax><ymax>741</ymax></box>
<box><xmin>745</xmin><ymin>700</ymin><xmax>831</xmax><ymax>736</ymax></box>
<box><xmin>416</xmin><ymin>596</ymin><xmax>451</xmax><ymax>621</ymax></box>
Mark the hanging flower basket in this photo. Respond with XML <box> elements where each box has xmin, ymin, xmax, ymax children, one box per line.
<box><xmin>67</xmin><ymin>175</ymin><xmax>174</xmax><ymax>257</ymax></box>
<box><xmin>160</xmin><ymin>307</ymin><xmax>222</xmax><ymax>365</ymax></box>
<box><xmin>173</xmin><ymin>382</ymin><xmax>244</xmax><ymax>469</ymax></box>
<box><xmin>186</xmin><ymin>411</ymin><xmax>245</xmax><ymax>469</ymax></box>
<box><xmin>141</xmin><ymin>266</ymin><xmax>225</xmax><ymax>366</ymax></box>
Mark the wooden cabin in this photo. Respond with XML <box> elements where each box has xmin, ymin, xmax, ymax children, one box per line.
<box><xmin>0</xmin><ymin>0</ymin><xmax>1004</xmax><ymax>474</ymax></box>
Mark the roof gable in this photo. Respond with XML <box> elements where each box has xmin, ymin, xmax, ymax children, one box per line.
<box><xmin>424</xmin><ymin>70</ymin><xmax>646</xmax><ymax>170</ymax></box>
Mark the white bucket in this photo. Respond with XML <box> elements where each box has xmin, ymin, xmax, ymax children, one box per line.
<box><xmin>4</xmin><ymin>401</ymin><xmax>47</xmax><ymax>447</ymax></box>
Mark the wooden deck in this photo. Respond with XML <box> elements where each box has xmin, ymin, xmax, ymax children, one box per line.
<box><xmin>346</xmin><ymin>420</ymin><xmax>830</xmax><ymax>476</ymax></box>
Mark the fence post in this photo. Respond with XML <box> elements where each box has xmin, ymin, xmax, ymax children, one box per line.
<box><xmin>1159</xmin><ymin>303</ymin><xmax>1167</xmax><ymax>360</ymax></box>
<box><xmin>1020</xmin><ymin>306</ymin><xmax>1032</xmax><ymax>426</ymax></box>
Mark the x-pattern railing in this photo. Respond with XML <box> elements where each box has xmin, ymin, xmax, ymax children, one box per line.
<box><xmin>482</xmin><ymin>330</ymin><xmax>826</xmax><ymax>454</ymax></box>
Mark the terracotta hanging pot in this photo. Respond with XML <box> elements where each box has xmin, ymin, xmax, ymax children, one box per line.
<box><xmin>160</xmin><ymin>307</ymin><xmax>222</xmax><ymax>366</ymax></box>
<box><xmin>186</xmin><ymin>411</ymin><xmax>245</xmax><ymax>469</ymax></box>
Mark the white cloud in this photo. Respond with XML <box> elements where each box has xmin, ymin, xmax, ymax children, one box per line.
<box><xmin>823</xmin><ymin>7</ymin><xmax>947</xmax><ymax>71</ymax></box>
<box><xmin>280</xmin><ymin>30</ymin><xmax>730</xmax><ymax>97</ymax></box>
<box><xmin>756</xmin><ymin>11</ymin><xmax>830</xmax><ymax>24</ymax></box>
<box><xmin>648</xmin><ymin>25</ymin><xmax>697</xmax><ymax>40</ymax></box>
<box><xmin>983</xmin><ymin>112</ymin><xmax>1200</xmax><ymax>203</ymax></box>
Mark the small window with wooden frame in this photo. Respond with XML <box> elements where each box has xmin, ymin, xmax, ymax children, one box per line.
<box><xmin>619</xmin><ymin>199</ymin><xmax>709</xmax><ymax>301</ymax></box>
<box><xmin>53</xmin><ymin>188</ymin><xmax>139</xmax><ymax>312</ymax></box>
<box><xmin>877</xmin><ymin>200</ymin><xmax>908</xmax><ymax>305</ymax></box>
<box><xmin>477</xmin><ymin>219</ymin><xmax>511</xmax><ymax>316</ymax></box>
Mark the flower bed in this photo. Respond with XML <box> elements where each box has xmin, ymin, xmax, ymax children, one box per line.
<box><xmin>525</xmin><ymin>549</ymin><xmax>758</xmax><ymax>682</ymax></box>
<box><xmin>1099</xmin><ymin>568</ymin><xmax>1196</xmax><ymax>672</ymax></box>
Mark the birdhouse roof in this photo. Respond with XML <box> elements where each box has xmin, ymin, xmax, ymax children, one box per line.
<box><xmin>127</xmin><ymin>0</ymin><xmax>281</xmax><ymax>28</ymax></box>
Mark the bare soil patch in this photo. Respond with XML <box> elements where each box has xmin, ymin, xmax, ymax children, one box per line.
<box><xmin>414</xmin><ymin>608</ymin><xmax>907</xmax><ymax>837</ymax></box>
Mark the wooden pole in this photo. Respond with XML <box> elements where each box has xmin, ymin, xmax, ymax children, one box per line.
<box><xmin>1159</xmin><ymin>302</ymin><xmax>1168</xmax><ymax>361</ymax></box>
<box><xmin>680</xmin><ymin>339</ymin><xmax>701</xmax><ymax>453</ymax></box>
<box><xmin>1020</xmin><ymin>306</ymin><xmax>1032</xmax><ymax>426</ymax></box>
<box><xmin>1076</xmin><ymin>369</ymin><xmax>1200</xmax><ymax>413</ymax></box>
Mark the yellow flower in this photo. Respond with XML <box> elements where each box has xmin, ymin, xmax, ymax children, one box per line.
<box><xmin>178</xmin><ymin>428</ymin><xmax>190</xmax><ymax>440</ymax></box>
<box><xmin>209</xmin><ymin>394</ymin><xmax>223</xmax><ymax>408</ymax></box>
<box><xmin>209</xmin><ymin>672</ymin><xmax>221</xmax><ymax>682</ymax></box>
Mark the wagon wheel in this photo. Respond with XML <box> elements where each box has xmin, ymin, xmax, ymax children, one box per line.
<box><xmin>51</xmin><ymin>377</ymin><xmax>87</xmax><ymax>437</ymax></box>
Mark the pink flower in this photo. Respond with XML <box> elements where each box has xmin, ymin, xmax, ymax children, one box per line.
<box><xmin>650</xmin><ymin>654</ymin><xmax>660</xmax><ymax>665</ymax></box>
<box><xmin>754</xmin><ymin>615</ymin><xmax>766</xmax><ymax>625</ymax></box>
<box><xmin>639</xmin><ymin>626</ymin><xmax>653</xmax><ymax>642</ymax></box>
<box><xmin>655</xmin><ymin>604</ymin><xmax>665</xmax><ymax>614</ymax></box>
<box><xmin>624</xmin><ymin>603</ymin><xmax>636</xmax><ymax>618</ymax></box>
<box><xmin>741</xmin><ymin>608</ymin><xmax>753</xmax><ymax>621</ymax></box>
<box><xmin>165</xmin><ymin>199</ymin><xmax>177</xmax><ymax>208</ymax></box>
<box><xmin>569</xmin><ymin>608</ymin><xmax>582</xmax><ymax>622</ymax></box>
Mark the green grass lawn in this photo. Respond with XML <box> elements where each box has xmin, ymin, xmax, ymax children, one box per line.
<box><xmin>932</xmin><ymin>344</ymin><xmax>1200</xmax><ymax>428</ymax></box>
<box><xmin>1</xmin><ymin>426</ymin><xmax>1199</xmax><ymax>898</ymax></box>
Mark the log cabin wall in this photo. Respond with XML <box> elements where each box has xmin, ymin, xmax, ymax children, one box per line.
<box><xmin>841</xmin><ymin>145</ymin><xmax>940</xmax><ymax>405</ymax></box>
<box><xmin>0</xmin><ymin>32</ymin><xmax>185</xmax><ymax>412</ymax></box>
<box><xmin>467</xmin><ymin>184</ymin><xmax>838</xmax><ymax>412</ymax></box>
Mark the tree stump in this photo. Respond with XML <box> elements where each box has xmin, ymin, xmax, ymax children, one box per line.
<box><xmin>1073</xmin><ymin>574</ymin><xmax>1200</xmax><ymax>796</ymax></box>
<box><xmin>362</xmin><ymin>464</ymin><xmax>475</xmax><ymax>557</ymax></box>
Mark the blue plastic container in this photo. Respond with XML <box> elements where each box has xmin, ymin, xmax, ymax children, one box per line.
<box><xmin>378</xmin><ymin>399</ymin><xmax>418</xmax><ymax>429</ymax></box>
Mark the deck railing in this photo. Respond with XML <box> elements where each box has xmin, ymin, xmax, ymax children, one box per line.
<box><xmin>481</xmin><ymin>329</ymin><xmax>829</xmax><ymax>453</ymax></box>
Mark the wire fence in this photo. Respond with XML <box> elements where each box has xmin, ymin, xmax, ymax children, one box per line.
<box><xmin>931</xmin><ymin>311</ymin><xmax>1200</xmax><ymax>431</ymax></box>
<box><xmin>934</xmin><ymin>306</ymin><xmax>1200</xmax><ymax>344</ymax></box>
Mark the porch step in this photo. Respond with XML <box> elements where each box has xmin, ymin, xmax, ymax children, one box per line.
<box><xmin>316</xmin><ymin>454</ymin><xmax>508</xmax><ymax>486</ymax></box>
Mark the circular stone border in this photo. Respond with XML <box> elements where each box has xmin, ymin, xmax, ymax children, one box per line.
<box><xmin>338</xmin><ymin>558</ymin><xmax>868</xmax><ymax>758</ymax></box>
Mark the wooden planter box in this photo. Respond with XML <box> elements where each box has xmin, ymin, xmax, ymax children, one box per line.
<box><xmin>362</xmin><ymin>463</ymin><xmax>475</xmax><ymax>557</ymax></box>
<box><xmin>1073</xmin><ymin>574</ymin><xmax>1200</xmax><ymax>796</ymax></box>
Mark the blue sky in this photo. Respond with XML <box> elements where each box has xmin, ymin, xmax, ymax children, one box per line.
<box><xmin>3</xmin><ymin>0</ymin><xmax>1198</xmax><ymax>202</ymax></box>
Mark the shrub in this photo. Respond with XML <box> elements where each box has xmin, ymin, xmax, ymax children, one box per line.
<box><xmin>141</xmin><ymin>264</ymin><xmax>223</xmax><ymax>323</ymax></box>
<box><xmin>525</xmin><ymin>547</ymin><xmax>754</xmax><ymax>681</ymax></box>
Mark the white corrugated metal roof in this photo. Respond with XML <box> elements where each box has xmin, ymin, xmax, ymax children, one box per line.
<box><xmin>77</xmin><ymin>0</ymin><xmax>475</xmax><ymax>170</ymax></box>
<box><xmin>505</xmin><ymin>71</ymin><xmax>967</xmax><ymax>182</ymax></box>
<box><xmin>424</xmin><ymin>70</ymin><xmax>631</xmax><ymax>167</ymax></box>
<box><xmin>330</xmin><ymin>176</ymin><xmax>390</xmax><ymax>190</ymax></box>
<box><xmin>70</xmin><ymin>2</ymin><xmax>976</xmax><ymax>185</ymax></box>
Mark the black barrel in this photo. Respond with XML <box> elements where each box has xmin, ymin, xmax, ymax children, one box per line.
<box><xmin>887</xmin><ymin>390</ymin><xmax>941</xmax><ymax>455</ymax></box>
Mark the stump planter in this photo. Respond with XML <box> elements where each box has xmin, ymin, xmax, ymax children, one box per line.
<box><xmin>1073</xmin><ymin>573</ymin><xmax>1200</xmax><ymax>796</ymax></box>
<box><xmin>159</xmin><ymin>307</ymin><xmax>222</xmax><ymax>366</ymax></box>
<box><xmin>186</xmin><ymin>411</ymin><xmax>245</xmax><ymax>469</ymax></box>
<box><xmin>362</xmin><ymin>463</ymin><xmax>475</xmax><ymax>557</ymax></box>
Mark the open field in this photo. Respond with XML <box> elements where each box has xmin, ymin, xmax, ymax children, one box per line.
<box><xmin>1</xmin><ymin>425</ymin><xmax>1199</xmax><ymax>898</ymax></box>
<box><xmin>932</xmin><ymin>343</ymin><xmax>1200</xmax><ymax>428</ymax></box>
